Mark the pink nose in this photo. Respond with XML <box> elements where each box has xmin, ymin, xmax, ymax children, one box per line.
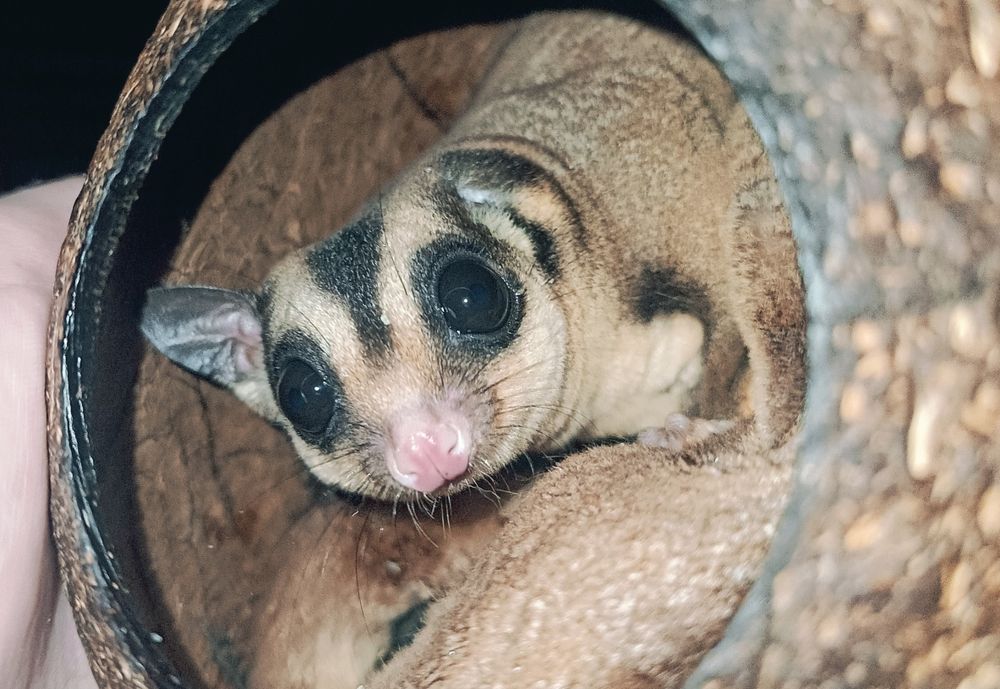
<box><xmin>386</xmin><ymin>407</ymin><xmax>471</xmax><ymax>493</ymax></box>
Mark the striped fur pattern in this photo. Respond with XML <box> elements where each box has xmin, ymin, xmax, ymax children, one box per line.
<box><xmin>141</xmin><ymin>10</ymin><xmax>806</xmax><ymax>689</ymax></box>
<box><xmin>142</xmin><ymin>10</ymin><xmax>797</xmax><ymax>504</ymax></box>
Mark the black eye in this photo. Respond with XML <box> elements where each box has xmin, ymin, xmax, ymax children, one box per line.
<box><xmin>437</xmin><ymin>258</ymin><xmax>512</xmax><ymax>334</ymax></box>
<box><xmin>276</xmin><ymin>359</ymin><xmax>336</xmax><ymax>436</ymax></box>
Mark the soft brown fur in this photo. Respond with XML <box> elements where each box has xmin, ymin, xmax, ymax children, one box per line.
<box><xmin>131</xmin><ymin>23</ymin><xmax>518</xmax><ymax>689</ymax></box>
<box><xmin>249</xmin><ymin>491</ymin><xmax>510</xmax><ymax>689</ymax></box>
<box><xmin>133</xmin><ymin>8</ymin><xmax>804</xmax><ymax>689</ymax></box>
<box><xmin>245</xmin><ymin>10</ymin><xmax>805</xmax><ymax>689</ymax></box>
<box><xmin>58</xmin><ymin>0</ymin><xmax>998</xmax><ymax>687</ymax></box>
<box><xmin>369</xmin><ymin>435</ymin><xmax>796</xmax><ymax>688</ymax></box>
<box><xmin>437</xmin><ymin>8</ymin><xmax>805</xmax><ymax>445</ymax></box>
<box><xmin>219</xmin><ymin>9</ymin><xmax>800</xmax><ymax>503</ymax></box>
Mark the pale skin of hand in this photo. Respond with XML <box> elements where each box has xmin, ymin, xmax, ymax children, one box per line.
<box><xmin>0</xmin><ymin>177</ymin><xmax>98</xmax><ymax>689</ymax></box>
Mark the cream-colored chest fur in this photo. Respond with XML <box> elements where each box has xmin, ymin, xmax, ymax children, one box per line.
<box><xmin>584</xmin><ymin>312</ymin><xmax>705</xmax><ymax>439</ymax></box>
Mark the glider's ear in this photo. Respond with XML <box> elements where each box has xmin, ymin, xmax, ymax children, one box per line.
<box><xmin>140</xmin><ymin>286</ymin><xmax>276</xmax><ymax>417</ymax></box>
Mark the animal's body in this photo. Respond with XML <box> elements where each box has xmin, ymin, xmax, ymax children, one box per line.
<box><xmin>141</xmin><ymin>9</ymin><xmax>804</xmax><ymax>688</ymax></box>
<box><xmin>141</xmin><ymin>10</ymin><xmax>760</xmax><ymax>501</ymax></box>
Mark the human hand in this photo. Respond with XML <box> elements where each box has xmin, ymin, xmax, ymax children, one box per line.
<box><xmin>0</xmin><ymin>177</ymin><xmax>97</xmax><ymax>689</ymax></box>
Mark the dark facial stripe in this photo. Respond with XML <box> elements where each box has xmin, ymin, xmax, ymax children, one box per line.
<box><xmin>305</xmin><ymin>212</ymin><xmax>390</xmax><ymax>357</ymax></box>
<box><xmin>429</xmin><ymin>182</ymin><xmax>498</xmax><ymax>247</ymax></box>
<box><xmin>504</xmin><ymin>208</ymin><xmax>560</xmax><ymax>282</ymax></box>
<box><xmin>256</xmin><ymin>284</ymin><xmax>275</xmax><ymax>353</ymax></box>
<box><xmin>266</xmin><ymin>328</ymin><xmax>349</xmax><ymax>453</ymax></box>
<box><xmin>440</xmin><ymin>148</ymin><xmax>546</xmax><ymax>189</ymax></box>
<box><xmin>438</xmin><ymin>147</ymin><xmax>589</xmax><ymax>251</ymax></box>
<box><xmin>629</xmin><ymin>264</ymin><xmax>712</xmax><ymax>325</ymax></box>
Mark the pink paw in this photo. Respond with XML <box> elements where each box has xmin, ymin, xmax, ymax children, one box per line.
<box><xmin>636</xmin><ymin>413</ymin><xmax>736</xmax><ymax>453</ymax></box>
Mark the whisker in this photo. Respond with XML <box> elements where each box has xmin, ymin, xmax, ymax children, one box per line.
<box><xmin>354</xmin><ymin>506</ymin><xmax>376</xmax><ymax>641</ymax></box>
<box><xmin>405</xmin><ymin>501</ymin><xmax>438</xmax><ymax>547</ymax></box>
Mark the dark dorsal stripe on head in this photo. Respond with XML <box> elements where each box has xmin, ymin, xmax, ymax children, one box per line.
<box><xmin>431</xmin><ymin>179</ymin><xmax>558</xmax><ymax>282</ymax></box>
<box><xmin>427</xmin><ymin>186</ymin><xmax>526</xmax><ymax>284</ymax></box>
<box><xmin>440</xmin><ymin>148</ymin><xmax>547</xmax><ymax>189</ymax></box>
<box><xmin>438</xmin><ymin>147</ymin><xmax>588</xmax><ymax>251</ymax></box>
<box><xmin>430</xmin><ymin>182</ymin><xmax>498</xmax><ymax>247</ymax></box>
<box><xmin>629</xmin><ymin>264</ymin><xmax>712</xmax><ymax>326</ymax></box>
<box><xmin>306</xmin><ymin>212</ymin><xmax>390</xmax><ymax>357</ymax></box>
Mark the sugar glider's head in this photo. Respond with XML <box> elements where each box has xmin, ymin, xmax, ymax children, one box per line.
<box><xmin>142</xmin><ymin>149</ymin><xmax>576</xmax><ymax>500</ymax></box>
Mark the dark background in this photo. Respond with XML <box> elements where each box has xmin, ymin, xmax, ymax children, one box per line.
<box><xmin>0</xmin><ymin>1</ymin><xmax>679</xmax><ymax>196</ymax></box>
<box><xmin>0</xmin><ymin>3</ymin><xmax>169</xmax><ymax>193</ymax></box>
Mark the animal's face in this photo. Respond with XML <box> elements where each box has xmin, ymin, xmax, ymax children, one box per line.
<box><xmin>142</xmin><ymin>150</ymin><xmax>574</xmax><ymax>500</ymax></box>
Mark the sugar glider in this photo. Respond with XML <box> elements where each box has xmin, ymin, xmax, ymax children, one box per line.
<box><xmin>141</xmin><ymin>9</ymin><xmax>778</xmax><ymax>504</ymax></box>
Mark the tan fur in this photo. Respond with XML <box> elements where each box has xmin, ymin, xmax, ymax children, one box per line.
<box><xmin>587</xmin><ymin>314</ymin><xmax>705</xmax><ymax>437</ymax></box>
<box><xmin>441</xmin><ymin>11</ymin><xmax>793</xmax><ymax>431</ymax></box>
<box><xmin>250</xmin><ymin>493</ymin><xmax>510</xmax><ymax>689</ymax></box>
<box><xmin>244</xmin><ymin>9</ymin><xmax>805</xmax><ymax>689</ymax></box>
<box><xmin>250</xmin><ymin>9</ymin><xmax>789</xmax><ymax>499</ymax></box>
<box><xmin>132</xmin><ymin>23</ymin><xmax>525</xmax><ymax>689</ymax></box>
